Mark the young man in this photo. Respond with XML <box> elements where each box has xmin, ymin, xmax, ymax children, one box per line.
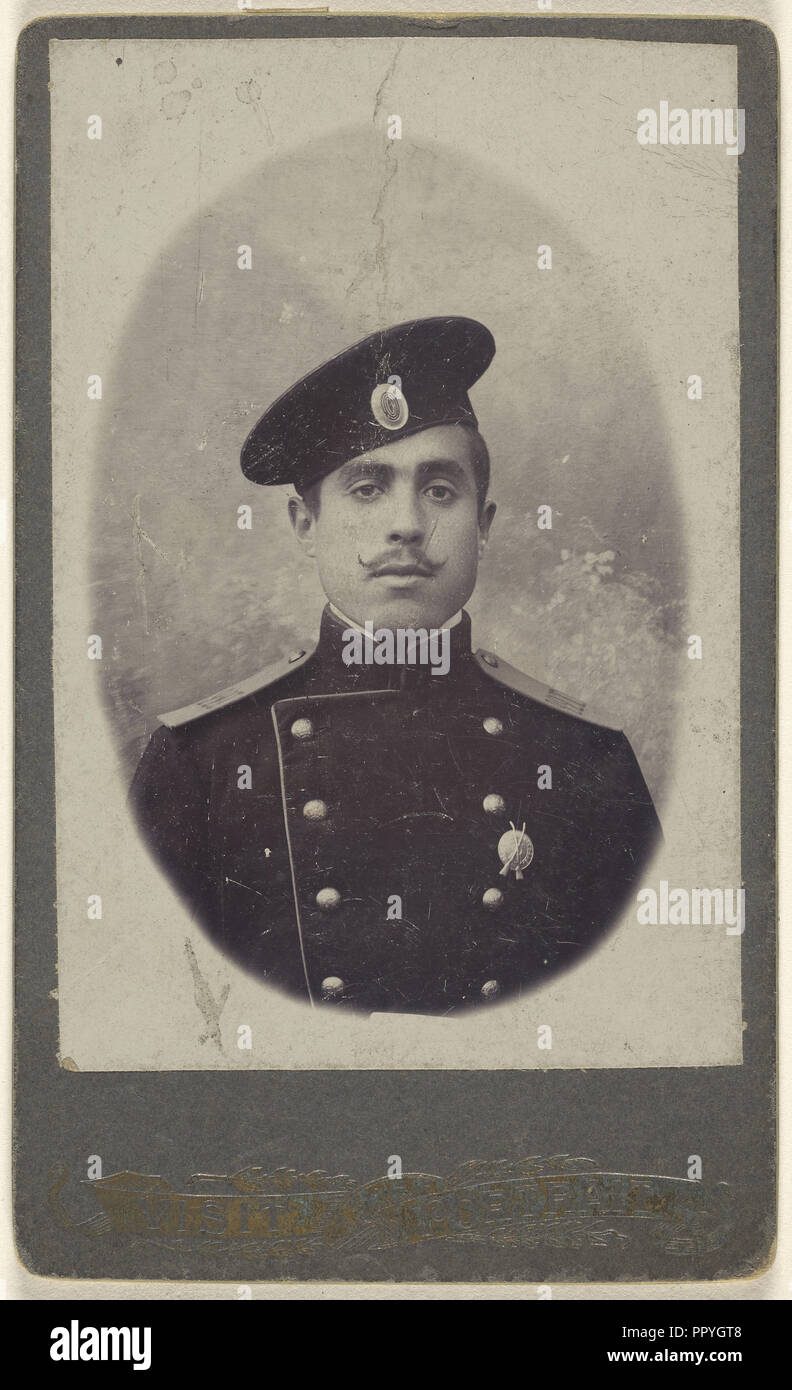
<box><xmin>131</xmin><ymin>316</ymin><xmax>661</xmax><ymax>1014</ymax></box>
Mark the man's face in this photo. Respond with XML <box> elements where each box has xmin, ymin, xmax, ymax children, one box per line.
<box><xmin>289</xmin><ymin>424</ymin><xmax>495</xmax><ymax>630</ymax></box>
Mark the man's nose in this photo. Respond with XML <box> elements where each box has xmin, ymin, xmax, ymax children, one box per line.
<box><xmin>385</xmin><ymin>489</ymin><xmax>426</xmax><ymax>546</ymax></box>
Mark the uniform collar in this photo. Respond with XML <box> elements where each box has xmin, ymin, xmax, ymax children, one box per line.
<box><xmin>314</xmin><ymin>603</ymin><xmax>474</xmax><ymax>691</ymax></box>
<box><xmin>328</xmin><ymin>602</ymin><xmax>464</xmax><ymax>635</ymax></box>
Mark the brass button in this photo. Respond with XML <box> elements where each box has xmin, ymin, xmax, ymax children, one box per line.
<box><xmin>288</xmin><ymin>649</ymin><xmax>306</xmax><ymax>664</ymax></box>
<box><xmin>481</xmin><ymin>979</ymin><xmax>501</xmax><ymax>1000</ymax></box>
<box><xmin>303</xmin><ymin>799</ymin><xmax>328</xmax><ymax>821</ymax></box>
<box><xmin>290</xmin><ymin>718</ymin><xmax>313</xmax><ymax>739</ymax></box>
<box><xmin>481</xmin><ymin>651</ymin><xmax>498</xmax><ymax>668</ymax></box>
<box><xmin>483</xmin><ymin>794</ymin><xmax>506</xmax><ymax>815</ymax></box>
<box><xmin>482</xmin><ymin>888</ymin><xmax>503</xmax><ymax>909</ymax></box>
<box><xmin>321</xmin><ymin>976</ymin><xmax>344</xmax><ymax>999</ymax></box>
<box><xmin>315</xmin><ymin>887</ymin><xmax>341</xmax><ymax>911</ymax></box>
<box><xmin>483</xmin><ymin>716</ymin><xmax>503</xmax><ymax>736</ymax></box>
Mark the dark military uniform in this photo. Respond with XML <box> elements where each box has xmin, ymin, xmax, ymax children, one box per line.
<box><xmin>131</xmin><ymin>315</ymin><xmax>661</xmax><ymax>1012</ymax></box>
<box><xmin>130</xmin><ymin>604</ymin><xmax>661</xmax><ymax>1014</ymax></box>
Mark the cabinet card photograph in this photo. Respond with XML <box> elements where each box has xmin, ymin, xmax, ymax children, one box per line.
<box><xmin>51</xmin><ymin>29</ymin><xmax>744</xmax><ymax>1069</ymax></box>
<box><xmin>15</xmin><ymin>13</ymin><xmax>776</xmax><ymax>1284</ymax></box>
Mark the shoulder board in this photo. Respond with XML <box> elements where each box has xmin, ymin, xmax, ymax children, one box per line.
<box><xmin>473</xmin><ymin>649</ymin><xmax>622</xmax><ymax>731</ymax></box>
<box><xmin>157</xmin><ymin>645</ymin><xmax>315</xmax><ymax>729</ymax></box>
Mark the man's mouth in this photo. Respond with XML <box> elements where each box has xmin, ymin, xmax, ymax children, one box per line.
<box><xmin>370</xmin><ymin>560</ymin><xmax>434</xmax><ymax>578</ymax></box>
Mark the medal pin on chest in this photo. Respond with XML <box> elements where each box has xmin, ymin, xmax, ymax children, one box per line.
<box><xmin>498</xmin><ymin>821</ymin><xmax>534</xmax><ymax>880</ymax></box>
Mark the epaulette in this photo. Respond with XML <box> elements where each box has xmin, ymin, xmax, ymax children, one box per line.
<box><xmin>473</xmin><ymin>649</ymin><xmax>622</xmax><ymax>730</ymax></box>
<box><xmin>157</xmin><ymin>645</ymin><xmax>315</xmax><ymax>729</ymax></box>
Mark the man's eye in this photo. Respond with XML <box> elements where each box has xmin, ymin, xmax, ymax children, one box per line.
<box><xmin>424</xmin><ymin>483</ymin><xmax>456</xmax><ymax>502</ymax></box>
<box><xmin>350</xmin><ymin>483</ymin><xmax>383</xmax><ymax>500</ymax></box>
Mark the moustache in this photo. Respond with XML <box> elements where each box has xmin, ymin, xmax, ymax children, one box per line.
<box><xmin>358</xmin><ymin>552</ymin><xmax>444</xmax><ymax>578</ymax></box>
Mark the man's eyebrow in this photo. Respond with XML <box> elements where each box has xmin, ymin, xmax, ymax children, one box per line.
<box><xmin>336</xmin><ymin>458</ymin><xmax>393</xmax><ymax>485</ymax></box>
<box><xmin>415</xmin><ymin>458</ymin><xmax>469</xmax><ymax>486</ymax></box>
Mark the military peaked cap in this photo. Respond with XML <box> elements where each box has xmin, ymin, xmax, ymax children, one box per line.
<box><xmin>240</xmin><ymin>315</ymin><xmax>495</xmax><ymax>493</ymax></box>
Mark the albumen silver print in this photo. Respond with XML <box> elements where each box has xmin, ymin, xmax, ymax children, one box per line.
<box><xmin>46</xmin><ymin>30</ymin><xmax>749</xmax><ymax>1069</ymax></box>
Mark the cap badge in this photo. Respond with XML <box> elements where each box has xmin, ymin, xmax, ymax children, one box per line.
<box><xmin>497</xmin><ymin>822</ymin><xmax>534</xmax><ymax>880</ymax></box>
<box><xmin>371</xmin><ymin>378</ymin><xmax>409</xmax><ymax>431</ymax></box>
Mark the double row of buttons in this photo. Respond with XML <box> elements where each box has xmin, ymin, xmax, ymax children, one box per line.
<box><xmin>290</xmin><ymin>710</ymin><xmax>510</xmax><ymax>913</ymax></box>
<box><xmin>289</xmin><ymin>708</ymin><xmax>509</xmax><ymax>1003</ymax></box>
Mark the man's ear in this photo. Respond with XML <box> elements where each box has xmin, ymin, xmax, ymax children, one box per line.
<box><xmin>478</xmin><ymin>500</ymin><xmax>497</xmax><ymax>554</ymax></box>
<box><xmin>288</xmin><ymin>495</ymin><xmax>317</xmax><ymax>558</ymax></box>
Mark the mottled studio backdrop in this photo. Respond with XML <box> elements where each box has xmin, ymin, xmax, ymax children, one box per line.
<box><xmin>51</xmin><ymin>36</ymin><xmax>741</xmax><ymax>1069</ymax></box>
